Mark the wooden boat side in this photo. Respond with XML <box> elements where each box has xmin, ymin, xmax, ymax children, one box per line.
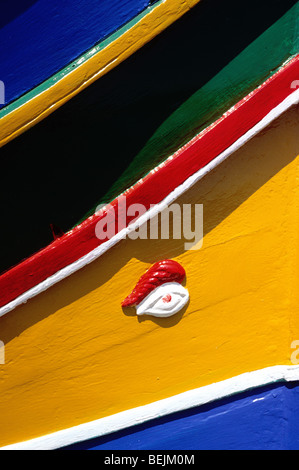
<box><xmin>0</xmin><ymin>1</ymin><xmax>297</xmax><ymax>277</ymax></box>
<box><xmin>0</xmin><ymin>55</ymin><xmax>298</xmax><ymax>314</ymax></box>
<box><xmin>4</xmin><ymin>370</ymin><xmax>299</xmax><ymax>450</ymax></box>
<box><xmin>0</xmin><ymin>0</ymin><xmax>298</xmax><ymax>450</ymax></box>
<box><xmin>0</xmin><ymin>0</ymin><xmax>200</xmax><ymax>149</ymax></box>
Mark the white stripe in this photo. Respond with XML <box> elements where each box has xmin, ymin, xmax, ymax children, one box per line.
<box><xmin>1</xmin><ymin>88</ymin><xmax>298</xmax><ymax>318</ymax></box>
<box><xmin>2</xmin><ymin>364</ymin><xmax>299</xmax><ymax>450</ymax></box>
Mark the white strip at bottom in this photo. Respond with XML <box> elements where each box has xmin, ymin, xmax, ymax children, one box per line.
<box><xmin>0</xmin><ymin>89</ymin><xmax>298</xmax><ymax>319</ymax></box>
<box><xmin>2</xmin><ymin>365</ymin><xmax>299</xmax><ymax>450</ymax></box>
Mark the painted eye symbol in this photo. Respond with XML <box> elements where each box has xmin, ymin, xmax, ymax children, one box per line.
<box><xmin>136</xmin><ymin>282</ymin><xmax>189</xmax><ymax>318</ymax></box>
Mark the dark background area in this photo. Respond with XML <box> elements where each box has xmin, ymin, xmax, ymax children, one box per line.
<box><xmin>0</xmin><ymin>0</ymin><xmax>297</xmax><ymax>274</ymax></box>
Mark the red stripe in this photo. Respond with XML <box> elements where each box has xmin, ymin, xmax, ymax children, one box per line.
<box><xmin>1</xmin><ymin>55</ymin><xmax>298</xmax><ymax>309</ymax></box>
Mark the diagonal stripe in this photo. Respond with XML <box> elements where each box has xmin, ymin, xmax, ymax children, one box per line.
<box><xmin>2</xmin><ymin>365</ymin><xmax>299</xmax><ymax>450</ymax></box>
<box><xmin>0</xmin><ymin>55</ymin><xmax>298</xmax><ymax>314</ymax></box>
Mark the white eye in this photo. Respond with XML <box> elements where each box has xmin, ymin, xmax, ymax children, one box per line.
<box><xmin>136</xmin><ymin>282</ymin><xmax>189</xmax><ymax>318</ymax></box>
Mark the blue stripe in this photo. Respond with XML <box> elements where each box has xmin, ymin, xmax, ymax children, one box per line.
<box><xmin>0</xmin><ymin>0</ymin><xmax>153</xmax><ymax>107</ymax></box>
<box><xmin>62</xmin><ymin>382</ymin><xmax>299</xmax><ymax>450</ymax></box>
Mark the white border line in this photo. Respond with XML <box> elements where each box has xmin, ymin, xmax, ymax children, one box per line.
<box><xmin>2</xmin><ymin>365</ymin><xmax>299</xmax><ymax>450</ymax></box>
<box><xmin>1</xmin><ymin>88</ymin><xmax>298</xmax><ymax>318</ymax></box>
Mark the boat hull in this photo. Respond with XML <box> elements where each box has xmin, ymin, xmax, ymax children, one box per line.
<box><xmin>0</xmin><ymin>103</ymin><xmax>298</xmax><ymax>448</ymax></box>
<box><xmin>0</xmin><ymin>0</ymin><xmax>298</xmax><ymax>451</ymax></box>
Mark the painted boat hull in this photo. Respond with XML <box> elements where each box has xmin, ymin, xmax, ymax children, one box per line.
<box><xmin>0</xmin><ymin>0</ymin><xmax>156</xmax><ymax>108</ymax></box>
<box><xmin>1</xmin><ymin>101</ymin><xmax>299</xmax><ymax>449</ymax></box>
<box><xmin>0</xmin><ymin>0</ymin><xmax>298</xmax><ymax>277</ymax></box>
<box><xmin>63</xmin><ymin>382</ymin><xmax>299</xmax><ymax>451</ymax></box>
<box><xmin>0</xmin><ymin>0</ymin><xmax>299</xmax><ymax>451</ymax></box>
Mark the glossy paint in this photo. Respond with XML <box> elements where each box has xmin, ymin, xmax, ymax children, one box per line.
<box><xmin>3</xmin><ymin>366</ymin><xmax>298</xmax><ymax>449</ymax></box>
<box><xmin>0</xmin><ymin>0</ymin><xmax>200</xmax><ymax>148</ymax></box>
<box><xmin>122</xmin><ymin>260</ymin><xmax>186</xmax><ymax>307</ymax></box>
<box><xmin>97</xmin><ymin>0</ymin><xmax>299</xmax><ymax>208</ymax></box>
<box><xmin>0</xmin><ymin>0</ymin><xmax>154</xmax><ymax>107</ymax></box>
<box><xmin>0</xmin><ymin>56</ymin><xmax>298</xmax><ymax>312</ymax></box>
<box><xmin>63</xmin><ymin>382</ymin><xmax>299</xmax><ymax>450</ymax></box>
<box><xmin>0</xmin><ymin>1</ymin><xmax>297</xmax><ymax>276</ymax></box>
<box><xmin>0</xmin><ymin>104</ymin><xmax>298</xmax><ymax>447</ymax></box>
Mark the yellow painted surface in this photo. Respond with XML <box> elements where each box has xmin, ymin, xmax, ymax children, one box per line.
<box><xmin>0</xmin><ymin>0</ymin><xmax>200</xmax><ymax>149</ymax></box>
<box><xmin>0</xmin><ymin>105</ymin><xmax>298</xmax><ymax>447</ymax></box>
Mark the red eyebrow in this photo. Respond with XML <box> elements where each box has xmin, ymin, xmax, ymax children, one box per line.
<box><xmin>122</xmin><ymin>260</ymin><xmax>186</xmax><ymax>307</ymax></box>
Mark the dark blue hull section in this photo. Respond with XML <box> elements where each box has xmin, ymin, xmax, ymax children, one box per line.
<box><xmin>0</xmin><ymin>0</ymin><xmax>153</xmax><ymax>107</ymax></box>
